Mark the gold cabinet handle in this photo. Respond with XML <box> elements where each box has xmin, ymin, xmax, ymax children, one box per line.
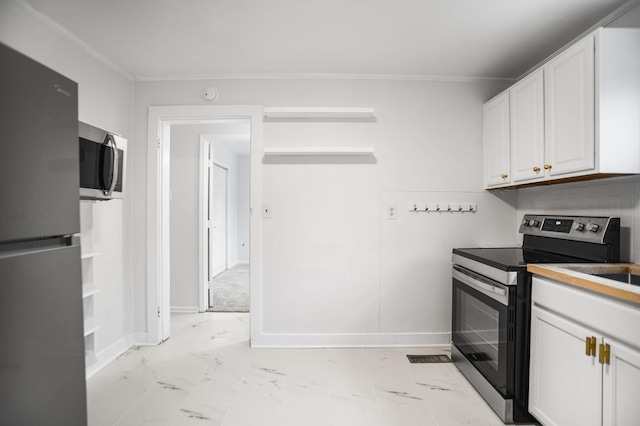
<box><xmin>501</xmin><ymin>173</ymin><xmax>508</xmax><ymax>179</ymax></box>
<box><xmin>544</xmin><ymin>164</ymin><xmax>552</xmax><ymax>170</ymax></box>
<box><xmin>599</xmin><ymin>343</ymin><xmax>611</xmax><ymax>365</ymax></box>
<box><xmin>586</xmin><ymin>336</ymin><xmax>597</xmax><ymax>356</ymax></box>
<box><xmin>533</xmin><ymin>167</ymin><xmax>540</xmax><ymax>172</ymax></box>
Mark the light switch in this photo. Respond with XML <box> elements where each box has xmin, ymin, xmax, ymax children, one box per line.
<box><xmin>262</xmin><ymin>204</ymin><xmax>272</xmax><ymax>219</ymax></box>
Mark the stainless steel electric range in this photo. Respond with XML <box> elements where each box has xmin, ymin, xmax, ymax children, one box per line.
<box><xmin>451</xmin><ymin>214</ymin><xmax>620</xmax><ymax>424</ymax></box>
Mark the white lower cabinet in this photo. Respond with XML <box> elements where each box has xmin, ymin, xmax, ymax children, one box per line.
<box><xmin>529</xmin><ymin>306</ymin><xmax>603</xmax><ymax>426</ymax></box>
<box><xmin>529</xmin><ymin>276</ymin><xmax>640</xmax><ymax>426</ymax></box>
<box><xmin>602</xmin><ymin>338</ymin><xmax>640</xmax><ymax>426</ymax></box>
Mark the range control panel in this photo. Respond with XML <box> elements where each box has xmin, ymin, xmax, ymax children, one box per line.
<box><xmin>519</xmin><ymin>214</ymin><xmax>619</xmax><ymax>244</ymax></box>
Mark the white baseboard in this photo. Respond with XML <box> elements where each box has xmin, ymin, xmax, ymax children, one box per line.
<box><xmin>249</xmin><ymin>331</ymin><xmax>451</xmax><ymax>348</ymax></box>
<box><xmin>133</xmin><ymin>331</ymin><xmax>156</xmax><ymax>346</ymax></box>
<box><xmin>236</xmin><ymin>260</ymin><xmax>249</xmax><ymax>265</ymax></box>
<box><xmin>171</xmin><ymin>305</ymin><xmax>200</xmax><ymax>313</ymax></box>
<box><xmin>85</xmin><ymin>334</ymin><xmax>133</xmax><ymax>379</ymax></box>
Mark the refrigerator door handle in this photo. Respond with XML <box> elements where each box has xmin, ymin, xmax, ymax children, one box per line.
<box><xmin>102</xmin><ymin>133</ymin><xmax>119</xmax><ymax>197</ymax></box>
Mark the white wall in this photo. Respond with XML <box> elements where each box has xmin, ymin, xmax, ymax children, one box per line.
<box><xmin>133</xmin><ymin>78</ymin><xmax>517</xmax><ymax>346</ymax></box>
<box><xmin>0</xmin><ymin>0</ymin><xmax>134</xmax><ymax>370</ymax></box>
<box><xmin>237</xmin><ymin>155</ymin><xmax>251</xmax><ymax>262</ymax></box>
<box><xmin>168</xmin><ymin>124</ymin><xmax>201</xmax><ymax>311</ymax></box>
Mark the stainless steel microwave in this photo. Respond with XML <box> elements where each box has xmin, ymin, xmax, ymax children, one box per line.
<box><xmin>79</xmin><ymin>121</ymin><xmax>127</xmax><ymax>200</ymax></box>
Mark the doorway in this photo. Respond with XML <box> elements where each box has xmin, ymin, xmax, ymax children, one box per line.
<box><xmin>146</xmin><ymin>105</ymin><xmax>263</xmax><ymax>346</ymax></box>
<box><xmin>203</xmin><ymin>134</ymin><xmax>251</xmax><ymax>313</ymax></box>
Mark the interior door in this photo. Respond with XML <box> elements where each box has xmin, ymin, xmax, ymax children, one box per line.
<box><xmin>211</xmin><ymin>163</ymin><xmax>228</xmax><ymax>279</ymax></box>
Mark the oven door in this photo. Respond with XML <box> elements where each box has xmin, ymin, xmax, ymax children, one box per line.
<box><xmin>452</xmin><ymin>265</ymin><xmax>514</xmax><ymax>396</ymax></box>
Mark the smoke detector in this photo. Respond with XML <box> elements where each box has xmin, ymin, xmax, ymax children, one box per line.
<box><xmin>203</xmin><ymin>87</ymin><xmax>218</xmax><ymax>101</ymax></box>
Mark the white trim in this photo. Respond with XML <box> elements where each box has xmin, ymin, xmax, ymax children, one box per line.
<box><xmin>250</xmin><ymin>332</ymin><xmax>451</xmax><ymax>348</ymax></box>
<box><xmin>236</xmin><ymin>260</ymin><xmax>250</xmax><ymax>265</ymax></box>
<box><xmin>134</xmin><ymin>72</ymin><xmax>515</xmax><ymax>84</ymax></box>
<box><xmin>133</xmin><ymin>331</ymin><xmax>152</xmax><ymax>346</ymax></box>
<box><xmin>85</xmin><ymin>334</ymin><xmax>133</xmax><ymax>379</ymax></box>
<box><xmin>198</xmin><ymin>136</ymin><xmax>209</xmax><ymax>313</ymax></box>
<box><xmin>147</xmin><ymin>105</ymin><xmax>263</xmax><ymax>346</ymax></box>
<box><xmin>170</xmin><ymin>306</ymin><xmax>200</xmax><ymax>313</ymax></box>
<box><xmin>15</xmin><ymin>0</ymin><xmax>134</xmax><ymax>81</ymax></box>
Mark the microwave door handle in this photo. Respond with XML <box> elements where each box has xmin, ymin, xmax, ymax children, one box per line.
<box><xmin>102</xmin><ymin>134</ymin><xmax>119</xmax><ymax>197</ymax></box>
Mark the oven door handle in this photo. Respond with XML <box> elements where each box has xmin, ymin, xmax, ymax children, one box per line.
<box><xmin>453</xmin><ymin>265</ymin><xmax>509</xmax><ymax>305</ymax></box>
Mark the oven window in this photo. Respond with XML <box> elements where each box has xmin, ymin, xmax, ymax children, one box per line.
<box><xmin>458</xmin><ymin>291</ymin><xmax>500</xmax><ymax>370</ymax></box>
<box><xmin>452</xmin><ymin>277</ymin><xmax>513</xmax><ymax>396</ymax></box>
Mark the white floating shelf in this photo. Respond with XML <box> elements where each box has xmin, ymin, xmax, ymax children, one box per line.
<box><xmin>264</xmin><ymin>107</ymin><xmax>374</xmax><ymax>119</ymax></box>
<box><xmin>264</xmin><ymin>147</ymin><xmax>374</xmax><ymax>156</ymax></box>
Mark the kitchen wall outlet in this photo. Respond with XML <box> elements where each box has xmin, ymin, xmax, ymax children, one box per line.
<box><xmin>262</xmin><ymin>204</ymin><xmax>272</xmax><ymax>219</ymax></box>
<box><xmin>386</xmin><ymin>205</ymin><xmax>397</xmax><ymax>219</ymax></box>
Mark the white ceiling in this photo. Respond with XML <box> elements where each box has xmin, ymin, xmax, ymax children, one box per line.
<box><xmin>22</xmin><ymin>0</ymin><xmax>632</xmax><ymax>80</ymax></box>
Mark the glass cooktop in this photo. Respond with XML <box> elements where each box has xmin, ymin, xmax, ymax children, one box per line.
<box><xmin>452</xmin><ymin>247</ymin><xmax>591</xmax><ymax>271</ymax></box>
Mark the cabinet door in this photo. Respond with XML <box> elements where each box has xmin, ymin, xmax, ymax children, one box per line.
<box><xmin>602</xmin><ymin>338</ymin><xmax>640</xmax><ymax>426</ymax></box>
<box><xmin>510</xmin><ymin>69</ymin><xmax>545</xmax><ymax>183</ymax></box>
<box><xmin>529</xmin><ymin>306</ymin><xmax>602</xmax><ymax>426</ymax></box>
<box><xmin>544</xmin><ymin>33</ymin><xmax>595</xmax><ymax>177</ymax></box>
<box><xmin>484</xmin><ymin>91</ymin><xmax>511</xmax><ymax>187</ymax></box>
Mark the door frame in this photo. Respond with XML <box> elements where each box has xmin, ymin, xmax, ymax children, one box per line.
<box><xmin>147</xmin><ymin>105</ymin><xmax>263</xmax><ymax>345</ymax></box>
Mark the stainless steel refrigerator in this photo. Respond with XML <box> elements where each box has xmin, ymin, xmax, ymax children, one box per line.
<box><xmin>0</xmin><ymin>43</ymin><xmax>88</xmax><ymax>425</ymax></box>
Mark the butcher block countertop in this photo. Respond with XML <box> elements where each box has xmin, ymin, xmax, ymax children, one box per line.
<box><xmin>528</xmin><ymin>263</ymin><xmax>640</xmax><ymax>305</ymax></box>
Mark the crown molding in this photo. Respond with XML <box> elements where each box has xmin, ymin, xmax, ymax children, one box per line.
<box><xmin>17</xmin><ymin>0</ymin><xmax>134</xmax><ymax>81</ymax></box>
<box><xmin>134</xmin><ymin>72</ymin><xmax>515</xmax><ymax>84</ymax></box>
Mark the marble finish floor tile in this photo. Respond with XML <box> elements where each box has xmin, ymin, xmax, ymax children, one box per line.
<box><xmin>87</xmin><ymin>312</ymin><xmax>505</xmax><ymax>425</ymax></box>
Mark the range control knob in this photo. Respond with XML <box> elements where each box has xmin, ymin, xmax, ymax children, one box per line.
<box><xmin>573</xmin><ymin>222</ymin><xmax>585</xmax><ymax>232</ymax></box>
<box><xmin>528</xmin><ymin>219</ymin><xmax>540</xmax><ymax>228</ymax></box>
<box><xmin>586</xmin><ymin>223</ymin><xmax>600</xmax><ymax>232</ymax></box>
<box><xmin>522</xmin><ymin>219</ymin><xmax>530</xmax><ymax>227</ymax></box>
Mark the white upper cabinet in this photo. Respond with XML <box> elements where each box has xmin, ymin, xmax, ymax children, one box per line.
<box><xmin>598</xmin><ymin>27</ymin><xmax>640</xmax><ymax>174</ymax></box>
<box><xmin>484</xmin><ymin>91</ymin><xmax>511</xmax><ymax>187</ymax></box>
<box><xmin>483</xmin><ymin>27</ymin><xmax>640</xmax><ymax>189</ymax></box>
<box><xmin>510</xmin><ymin>69</ymin><xmax>545</xmax><ymax>183</ymax></box>
<box><xmin>544</xmin><ymin>33</ymin><xmax>596</xmax><ymax>177</ymax></box>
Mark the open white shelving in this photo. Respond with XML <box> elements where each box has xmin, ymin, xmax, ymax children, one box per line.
<box><xmin>80</xmin><ymin>201</ymin><xmax>100</xmax><ymax>375</ymax></box>
<box><xmin>83</xmin><ymin>318</ymin><xmax>100</xmax><ymax>337</ymax></box>
<box><xmin>264</xmin><ymin>107</ymin><xmax>374</xmax><ymax>119</ymax></box>
<box><xmin>263</xmin><ymin>147</ymin><xmax>374</xmax><ymax>156</ymax></box>
<box><xmin>82</xmin><ymin>284</ymin><xmax>100</xmax><ymax>298</ymax></box>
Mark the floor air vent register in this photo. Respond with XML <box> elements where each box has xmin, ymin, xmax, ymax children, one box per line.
<box><xmin>406</xmin><ymin>354</ymin><xmax>452</xmax><ymax>364</ymax></box>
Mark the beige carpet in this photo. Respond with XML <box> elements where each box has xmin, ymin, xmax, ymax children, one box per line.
<box><xmin>209</xmin><ymin>263</ymin><xmax>249</xmax><ymax>312</ymax></box>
